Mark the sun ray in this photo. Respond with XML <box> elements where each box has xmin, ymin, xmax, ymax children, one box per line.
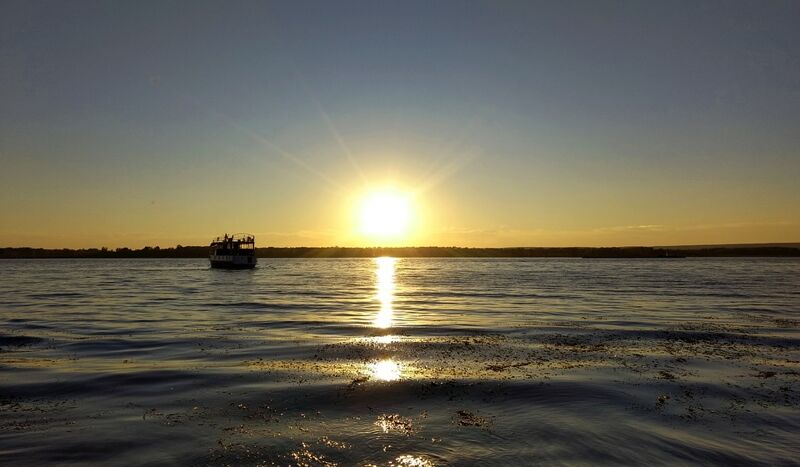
<box><xmin>313</xmin><ymin>98</ymin><xmax>367</xmax><ymax>184</ymax></box>
<box><xmin>295</xmin><ymin>71</ymin><xmax>367</xmax><ymax>184</ymax></box>
<box><xmin>185</xmin><ymin>94</ymin><xmax>344</xmax><ymax>193</ymax></box>
<box><xmin>414</xmin><ymin>145</ymin><xmax>483</xmax><ymax>197</ymax></box>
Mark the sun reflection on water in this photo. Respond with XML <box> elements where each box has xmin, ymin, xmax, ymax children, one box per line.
<box><xmin>369</xmin><ymin>359</ymin><xmax>401</xmax><ymax>381</ymax></box>
<box><xmin>372</xmin><ymin>334</ymin><xmax>398</xmax><ymax>345</ymax></box>
<box><xmin>373</xmin><ymin>257</ymin><xmax>396</xmax><ymax>329</ymax></box>
<box><xmin>391</xmin><ymin>455</ymin><xmax>435</xmax><ymax>467</ymax></box>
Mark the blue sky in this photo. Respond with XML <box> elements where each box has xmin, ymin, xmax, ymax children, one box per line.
<box><xmin>1</xmin><ymin>1</ymin><xmax>798</xmax><ymax>247</ymax></box>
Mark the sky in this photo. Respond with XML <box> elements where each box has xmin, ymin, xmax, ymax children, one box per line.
<box><xmin>1</xmin><ymin>0</ymin><xmax>799</xmax><ymax>248</ymax></box>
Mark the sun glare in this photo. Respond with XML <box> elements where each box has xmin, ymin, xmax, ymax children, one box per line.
<box><xmin>359</xmin><ymin>189</ymin><xmax>412</xmax><ymax>238</ymax></box>
<box><xmin>369</xmin><ymin>359</ymin><xmax>401</xmax><ymax>382</ymax></box>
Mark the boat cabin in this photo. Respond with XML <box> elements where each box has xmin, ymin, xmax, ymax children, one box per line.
<box><xmin>209</xmin><ymin>233</ymin><xmax>257</xmax><ymax>269</ymax></box>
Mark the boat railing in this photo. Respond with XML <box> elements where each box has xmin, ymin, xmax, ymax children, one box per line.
<box><xmin>212</xmin><ymin>233</ymin><xmax>255</xmax><ymax>244</ymax></box>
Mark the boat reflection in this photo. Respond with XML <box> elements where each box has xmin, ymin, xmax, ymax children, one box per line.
<box><xmin>373</xmin><ymin>257</ymin><xmax>396</xmax><ymax>329</ymax></box>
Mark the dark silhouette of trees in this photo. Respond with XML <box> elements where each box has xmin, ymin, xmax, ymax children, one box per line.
<box><xmin>1</xmin><ymin>245</ymin><xmax>798</xmax><ymax>259</ymax></box>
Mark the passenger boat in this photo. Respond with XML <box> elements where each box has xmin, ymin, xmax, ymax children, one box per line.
<box><xmin>209</xmin><ymin>233</ymin><xmax>257</xmax><ymax>269</ymax></box>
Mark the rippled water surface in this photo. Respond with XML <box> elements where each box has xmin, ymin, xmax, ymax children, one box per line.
<box><xmin>1</xmin><ymin>258</ymin><xmax>799</xmax><ymax>465</ymax></box>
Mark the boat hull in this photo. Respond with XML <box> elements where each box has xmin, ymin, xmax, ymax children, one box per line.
<box><xmin>210</xmin><ymin>259</ymin><xmax>256</xmax><ymax>269</ymax></box>
<box><xmin>209</xmin><ymin>253</ymin><xmax>257</xmax><ymax>269</ymax></box>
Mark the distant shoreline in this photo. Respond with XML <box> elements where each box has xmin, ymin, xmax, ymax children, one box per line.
<box><xmin>2</xmin><ymin>245</ymin><xmax>799</xmax><ymax>259</ymax></box>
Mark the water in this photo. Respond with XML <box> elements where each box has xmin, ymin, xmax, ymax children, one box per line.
<box><xmin>1</xmin><ymin>258</ymin><xmax>798</xmax><ymax>465</ymax></box>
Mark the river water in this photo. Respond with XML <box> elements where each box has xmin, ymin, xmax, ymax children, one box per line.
<box><xmin>1</xmin><ymin>258</ymin><xmax>798</xmax><ymax>465</ymax></box>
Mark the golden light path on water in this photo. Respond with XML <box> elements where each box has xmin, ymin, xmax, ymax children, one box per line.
<box><xmin>373</xmin><ymin>256</ymin><xmax>395</xmax><ymax>329</ymax></box>
<box><xmin>365</xmin><ymin>259</ymin><xmax>437</xmax><ymax>467</ymax></box>
<box><xmin>369</xmin><ymin>257</ymin><xmax>403</xmax><ymax>382</ymax></box>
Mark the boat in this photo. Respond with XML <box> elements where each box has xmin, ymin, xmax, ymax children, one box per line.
<box><xmin>209</xmin><ymin>233</ymin><xmax>257</xmax><ymax>269</ymax></box>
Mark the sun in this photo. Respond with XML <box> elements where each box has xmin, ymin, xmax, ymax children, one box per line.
<box><xmin>359</xmin><ymin>189</ymin><xmax>412</xmax><ymax>238</ymax></box>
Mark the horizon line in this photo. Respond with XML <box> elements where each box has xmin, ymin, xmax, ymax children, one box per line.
<box><xmin>3</xmin><ymin>242</ymin><xmax>800</xmax><ymax>250</ymax></box>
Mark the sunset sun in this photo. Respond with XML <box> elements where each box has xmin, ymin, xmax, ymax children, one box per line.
<box><xmin>358</xmin><ymin>189</ymin><xmax>413</xmax><ymax>239</ymax></box>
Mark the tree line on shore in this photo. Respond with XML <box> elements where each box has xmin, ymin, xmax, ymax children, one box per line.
<box><xmin>1</xmin><ymin>245</ymin><xmax>799</xmax><ymax>258</ymax></box>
